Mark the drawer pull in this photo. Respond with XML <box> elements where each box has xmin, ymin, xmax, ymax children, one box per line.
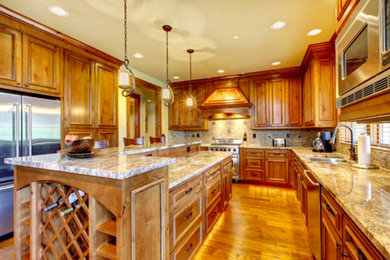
<box><xmin>211</xmin><ymin>211</ymin><xmax>216</xmax><ymax>218</ymax></box>
<box><xmin>326</xmin><ymin>204</ymin><xmax>335</xmax><ymax>217</ymax></box>
<box><xmin>210</xmin><ymin>171</ymin><xmax>217</xmax><ymax>177</ymax></box>
<box><xmin>184</xmin><ymin>212</ymin><xmax>193</xmax><ymax>221</ymax></box>
<box><xmin>185</xmin><ymin>243</ymin><xmax>193</xmax><ymax>254</ymax></box>
<box><xmin>184</xmin><ymin>187</ymin><xmax>193</xmax><ymax>195</ymax></box>
<box><xmin>336</xmin><ymin>243</ymin><xmax>342</xmax><ymax>248</ymax></box>
<box><xmin>271</xmin><ymin>153</ymin><xmax>282</xmax><ymax>156</ymax></box>
<box><xmin>211</xmin><ymin>189</ymin><xmax>217</xmax><ymax>194</ymax></box>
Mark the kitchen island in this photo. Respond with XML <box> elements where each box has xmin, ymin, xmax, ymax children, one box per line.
<box><xmin>5</xmin><ymin>142</ymin><xmax>232</xmax><ymax>260</ymax></box>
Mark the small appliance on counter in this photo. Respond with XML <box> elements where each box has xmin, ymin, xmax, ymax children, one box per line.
<box><xmin>312</xmin><ymin>131</ymin><xmax>333</xmax><ymax>152</ymax></box>
<box><xmin>272</xmin><ymin>138</ymin><xmax>286</xmax><ymax>147</ymax></box>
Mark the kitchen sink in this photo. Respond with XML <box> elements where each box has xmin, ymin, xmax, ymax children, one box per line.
<box><xmin>305</xmin><ymin>155</ymin><xmax>348</xmax><ymax>164</ymax></box>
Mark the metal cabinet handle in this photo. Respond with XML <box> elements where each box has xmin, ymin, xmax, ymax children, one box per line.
<box><xmin>13</xmin><ymin>103</ymin><xmax>20</xmax><ymax>157</ymax></box>
<box><xmin>185</xmin><ymin>243</ymin><xmax>193</xmax><ymax>254</ymax></box>
<box><xmin>326</xmin><ymin>204</ymin><xmax>335</xmax><ymax>217</ymax></box>
<box><xmin>303</xmin><ymin>169</ymin><xmax>319</xmax><ymax>186</ymax></box>
<box><xmin>184</xmin><ymin>212</ymin><xmax>193</xmax><ymax>221</ymax></box>
<box><xmin>210</xmin><ymin>171</ymin><xmax>217</xmax><ymax>177</ymax></box>
<box><xmin>211</xmin><ymin>211</ymin><xmax>216</xmax><ymax>218</ymax></box>
<box><xmin>184</xmin><ymin>187</ymin><xmax>193</xmax><ymax>195</ymax></box>
<box><xmin>0</xmin><ymin>183</ymin><xmax>14</xmax><ymax>191</ymax></box>
<box><xmin>211</xmin><ymin>189</ymin><xmax>217</xmax><ymax>194</ymax></box>
<box><xmin>24</xmin><ymin>104</ymin><xmax>32</xmax><ymax>156</ymax></box>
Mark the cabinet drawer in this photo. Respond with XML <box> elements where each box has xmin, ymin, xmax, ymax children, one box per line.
<box><xmin>244</xmin><ymin>170</ymin><xmax>263</xmax><ymax>181</ymax></box>
<box><xmin>206</xmin><ymin>199</ymin><xmax>221</xmax><ymax>233</ymax></box>
<box><xmin>245</xmin><ymin>158</ymin><xmax>264</xmax><ymax>169</ymax></box>
<box><xmin>171</xmin><ymin>219</ymin><xmax>203</xmax><ymax>260</ymax></box>
<box><xmin>170</xmin><ymin>191</ymin><xmax>202</xmax><ymax>251</ymax></box>
<box><xmin>243</xmin><ymin>149</ymin><xmax>264</xmax><ymax>157</ymax></box>
<box><xmin>170</xmin><ymin>175</ymin><xmax>203</xmax><ymax>211</ymax></box>
<box><xmin>206</xmin><ymin>177</ymin><xmax>221</xmax><ymax>209</ymax></box>
<box><xmin>265</xmin><ymin>150</ymin><xmax>288</xmax><ymax>158</ymax></box>
<box><xmin>204</xmin><ymin>165</ymin><xmax>221</xmax><ymax>184</ymax></box>
<box><xmin>321</xmin><ymin>188</ymin><xmax>343</xmax><ymax>237</ymax></box>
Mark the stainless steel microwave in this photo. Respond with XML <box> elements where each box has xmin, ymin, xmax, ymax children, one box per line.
<box><xmin>336</xmin><ymin>0</ymin><xmax>390</xmax><ymax>96</ymax></box>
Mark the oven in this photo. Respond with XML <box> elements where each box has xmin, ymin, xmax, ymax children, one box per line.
<box><xmin>209</xmin><ymin>139</ymin><xmax>242</xmax><ymax>181</ymax></box>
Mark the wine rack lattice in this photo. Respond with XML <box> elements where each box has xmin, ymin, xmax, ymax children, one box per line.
<box><xmin>40</xmin><ymin>183</ymin><xmax>89</xmax><ymax>259</ymax></box>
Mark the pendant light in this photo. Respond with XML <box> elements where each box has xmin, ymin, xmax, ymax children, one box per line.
<box><xmin>118</xmin><ymin>0</ymin><xmax>136</xmax><ymax>97</ymax></box>
<box><xmin>186</xmin><ymin>49</ymin><xmax>197</xmax><ymax>111</ymax></box>
<box><xmin>162</xmin><ymin>25</ymin><xmax>174</xmax><ymax>106</ymax></box>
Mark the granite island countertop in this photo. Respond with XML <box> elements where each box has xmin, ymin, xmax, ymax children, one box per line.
<box><xmin>241</xmin><ymin>144</ymin><xmax>390</xmax><ymax>258</ymax></box>
<box><xmin>168</xmin><ymin>151</ymin><xmax>232</xmax><ymax>189</ymax></box>
<box><xmin>5</xmin><ymin>152</ymin><xmax>176</xmax><ymax>180</ymax></box>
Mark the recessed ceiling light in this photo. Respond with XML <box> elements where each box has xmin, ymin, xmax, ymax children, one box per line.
<box><xmin>133</xmin><ymin>53</ymin><xmax>144</xmax><ymax>59</ymax></box>
<box><xmin>233</xmin><ymin>35</ymin><xmax>240</xmax><ymax>40</ymax></box>
<box><xmin>307</xmin><ymin>29</ymin><xmax>322</xmax><ymax>36</ymax></box>
<box><xmin>173</xmin><ymin>76</ymin><xmax>180</xmax><ymax>79</ymax></box>
<box><xmin>146</xmin><ymin>99</ymin><xmax>152</xmax><ymax>102</ymax></box>
<box><xmin>217</xmin><ymin>69</ymin><xmax>225</xmax><ymax>74</ymax></box>
<box><xmin>48</xmin><ymin>6</ymin><xmax>69</xmax><ymax>17</ymax></box>
<box><xmin>272</xmin><ymin>61</ymin><xmax>281</xmax><ymax>66</ymax></box>
<box><xmin>270</xmin><ymin>21</ymin><xmax>286</xmax><ymax>30</ymax></box>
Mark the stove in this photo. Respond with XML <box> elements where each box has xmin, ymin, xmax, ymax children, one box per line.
<box><xmin>208</xmin><ymin>139</ymin><xmax>241</xmax><ymax>181</ymax></box>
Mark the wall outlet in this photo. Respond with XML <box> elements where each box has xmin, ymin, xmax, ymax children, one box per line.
<box><xmin>197</xmin><ymin>133</ymin><xmax>200</xmax><ymax>138</ymax></box>
<box><xmin>267</xmin><ymin>134</ymin><xmax>273</xmax><ymax>139</ymax></box>
<box><xmin>253</xmin><ymin>133</ymin><xmax>256</xmax><ymax>139</ymax></box>
<box><xmin>286</xmin><ymin>133</ymin><xmax>291</xmax><ymax>138</ymax></box>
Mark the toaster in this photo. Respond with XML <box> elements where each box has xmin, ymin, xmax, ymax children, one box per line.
<box><xmin>272</xmin><ymin>138</ymin><xmax>287</xmax><ymax>147</ymax></box>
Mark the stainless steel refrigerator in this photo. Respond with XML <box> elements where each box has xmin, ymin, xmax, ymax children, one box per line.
<box><xmin>0</xmin><ymin>92</ymin><xmax>61</xmax><ymax>239</ymax></box>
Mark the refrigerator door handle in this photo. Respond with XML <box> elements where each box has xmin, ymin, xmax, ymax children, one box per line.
<box><xmin>13</xmin><ymin>103</ymin><xmax>20</xmax><ymax>157</ymax></box>
<box><xmin>0</xmin><ymin>183</ymin><xmax>14</xmax><ymax>192</ymax></box>
<box><xmin>24</xmin><ymin>104</ymin><xmax>32</xmax><ymax>156</ymax></box>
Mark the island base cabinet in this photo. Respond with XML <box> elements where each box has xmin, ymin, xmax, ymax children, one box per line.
<box><xmin>13</xmin><ymin>165</ymin><xmax>169</xmax><ymax>260</ymax></box>
<box><xmin>321</xmin><ymin>213</ymin><xmax>343</xmax><ymax>260</ymax></box>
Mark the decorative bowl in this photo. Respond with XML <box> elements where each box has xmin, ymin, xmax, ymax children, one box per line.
<box><xmin>65</xmin><ymin>139</ymin><xmax>94</xmax><ymax>154</ymax></box>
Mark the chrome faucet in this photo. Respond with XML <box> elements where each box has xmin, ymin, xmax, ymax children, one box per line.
<box><xmin>330</xmin><ymin>124</ymin><xmax>357</xmax><ymax>161</ymax></box>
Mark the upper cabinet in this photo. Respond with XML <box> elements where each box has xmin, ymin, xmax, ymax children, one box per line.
<box><xmin>169</xmin><ymin>81</ymin><xmax>208</xmax><ymax>130</ymax></box>
<box><xmin>95</xmin><ymin>63</ymin><xmax>117</xmax><ymax>128</ymax></box>
<box><xmin>22</xmin><ymin>34</ymin><xmax>62</xmax><ymax>95</ymax></box>
<box><xmin>0</xmin><ymin>24</ymin><xmax>22</xmax><ymax>88</ymax></box>
<box><xmin>336</xmin><ymin>0</ymin><xmax>360</xmax><ymax>33</ymax></box>
<box><xmin>302</xmin><ymin>42</ymin><xmax>337</xmax><ymax>128</ymax></box>
<box><xmin>286</xmin><ymin>77</ymin><xmax>302</xmax><ymax>127</ymax></box>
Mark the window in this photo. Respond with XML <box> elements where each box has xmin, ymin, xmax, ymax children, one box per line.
<box><xmin>340</xmin><ymin>122</ymin><xmax>390</xmax><ymax>149</ymax></box>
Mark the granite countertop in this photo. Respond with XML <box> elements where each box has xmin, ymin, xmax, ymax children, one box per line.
<box><xmin>5</xmin><ymin>152</ymin><xmax>176</xmax><ymax>180</ymax></box>
<box><xmin>240</xmin><ymin>144</ymin><xmax>390</xmax><ymax>258</ymax></box>
<box><xmin>168</xmin><ymin>151</ymin><xmax>232</xmax><ymax>189</ymax></box>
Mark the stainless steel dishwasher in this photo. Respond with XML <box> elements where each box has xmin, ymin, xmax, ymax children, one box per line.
<box><xmin>298</xmin><ymin>162</ymin><xmax>321</xmax><ymax>259</ymax></box>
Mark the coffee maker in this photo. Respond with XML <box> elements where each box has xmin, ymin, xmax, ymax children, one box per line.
<box><xmin>312</xmin><ymin>131</ymin><xmax>333</xmax><ymax>152</ymax></box>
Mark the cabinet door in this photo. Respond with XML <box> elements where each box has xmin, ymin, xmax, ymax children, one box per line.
<box><xmin>269</xmin><ymin>79</ymin><xmax>285</xmax><ymax>126</ymax></box>
<box><xmin>285</xmin><ymin>77</ymin><xmax>302</xmax><ymax>127</ymax></box>
<box><xmin>188</xmin><ymin>84</ymin><xmax>208</xmax><ymax>130</ymax></box>
<box><xmin>253</xmin><ymin>80</ymin><xmax>269</xmax><ymax>127</ymax></box>
<box><xmin>265</xmin><ymin>158</ymin><xmax>288</xmax><ymax>184</ymax></box>
<box><xmin>95</xmin><ymin>63</ymin><xmax>117</xmax><ymax>128</ymax></box>
<box><xmin>316</xmin><ymin>58</ymin><xmax>337</xmax><ymax>127</ymax></box>
<box><xmin>64</xmin><ymin>52</ymin><xmax>94</xmax><ymax>128</ymax></box>
<box><xmin>321</xmin><ymin>214</ymin><xmax>342</xmax><ymax>260</ymax></box>
<box><xmin>303</xmin><ymin>62</ymin><xmax>314</xmax><ymax>126</ymax></box>
<box><xmin>0</xmin><ymin>24</ymin><xmax>22</xmax><ymax>88</ymax></box>
<box><xmin>22</xmin><ymin>34</ymin><xmax>62</xmax><ymax>95</ymax></box>
<box><xmin>222</xmin><ymin>172</ymin><xmax>229</xmax><ymax>210</ymax></box>
<box><xmin>169</xmin><ymin>87</ymin><xmax>181</xmax><ymax>129</ymax></box>
<box><xmin>96</xmin><ymin>128</ymin><xmax>117</xmax><ymax>148</ymax></box>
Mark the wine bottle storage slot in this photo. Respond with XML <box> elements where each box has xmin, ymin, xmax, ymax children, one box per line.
<box><xmin>40</xmin><ymin>183</ymin><xmax>89</xmax><ymax>259</ymax></box>
<box><xmin>16</xmin><ymin>186</ymin><xmax>31</xmax><ymax>259</ymax></box>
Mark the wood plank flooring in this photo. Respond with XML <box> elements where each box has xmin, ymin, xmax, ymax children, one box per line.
<box><xmin>0</xmin><ymin>184</ymin><xmax>313</xmax><ymax>259</ymax></box>
<box><xmin>193</xmin><ymin>183</ymin><xmax>314</xmax><ymax>260</ymax></box>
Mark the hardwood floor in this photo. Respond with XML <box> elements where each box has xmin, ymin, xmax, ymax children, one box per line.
<box><xmin>0</xmin><ymin>184</ymin><xmax>313</xmax><ymax>260</ymax></box>
<box><xmin>194</xmin><ymin>183</ymin><xmax>314</xmax><ymax>260</ymax></box>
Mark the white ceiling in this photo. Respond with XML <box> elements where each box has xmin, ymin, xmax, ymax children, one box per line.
<box><xmin>0</xmin><ymin>0</ymin><xmax>336</xmax><ymax>82</ymax></box>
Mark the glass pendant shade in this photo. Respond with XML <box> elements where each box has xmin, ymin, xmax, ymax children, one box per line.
<box><xmin>162</xmin><ymin>25</ymin><xmax>174</xmax><ymax>106</ymax></box>
<box><xmin>186</xmin><ymin>95</ymin><xmax>197</xmax><ymax>111</ymax></box>
<box><xmin>119</xmin><ymin>71</ymin><xmax>130</xmax><ymax>87</ymax></box>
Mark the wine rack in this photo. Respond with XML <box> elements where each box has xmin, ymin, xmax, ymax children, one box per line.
<box><xmin>40</xmin><ymin>183</ymin><xmax>89</xmax><ymax>259</ymax></box>
<box><xmin>94</xmin><ymin>200</ymin><xmax>117</xmax><ymax>260</ymax></box>
<box><xmin>16</xmin><ymin>186</ymin><xmax>31</xmax><ymax>259</ymax></box>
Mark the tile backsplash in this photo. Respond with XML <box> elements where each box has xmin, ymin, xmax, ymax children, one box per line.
<box><xmin>169</xmin><ymin>119</ymin><xmax>319</xmax><ymax>146</ymax></box>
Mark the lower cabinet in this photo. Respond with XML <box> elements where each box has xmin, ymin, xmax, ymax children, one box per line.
<box><xmin>240</xmin><ymin>148</ymin><xmax>288</xmax><ymax>185</ymax></box>
<box><xmin>321</xmin><ymin>213</ymin><xmax>343</xmax><ymax>260</ymax></box>
<box><xmin>168</xmin><ymin>157</ymin><xmax>232</xmax><ymax>259</ymax></box>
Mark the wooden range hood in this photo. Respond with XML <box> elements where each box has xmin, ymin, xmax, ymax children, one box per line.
<box><xmin>198</xmin><ymin>83</ymin><xmax>252</xmax><ymax>119</ymax></box>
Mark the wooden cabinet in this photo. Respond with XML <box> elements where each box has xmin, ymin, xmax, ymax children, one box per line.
<box><xmin>95</xmin><ymin>63</ymin><xmax>117</xmax><ymax>128</ymax></box>
<box><xmin>286</xmin><ymin>77</ymin><xmax>302</xmax><ymax>127</ymax></box>
<box><xmin>240</xmin><ymin>148</ymin><xmax>288</xmax><ymax>185</ymax></box>
<box><xmin>22</xmin><ymin>34</ymin><xmax>62</xmax><ymax>95</ymax></box>
<box><xmin>96</xmin><ymin>128</ymin><xmax>117</xmax><ymax>148</ymax></box>
<box><xmin>222</xmin><ymin>160</ymin><xmax>232</xmax><ymax>210</ymax></box>
<box><xmin>251</xmin><ymin>76</ymin><xmax>302</xmax><ymax>129</ymax></box>
<box><xmin>64</xmin><ymin>51</ymin><xmax>94</xmax><ymax>128</ymax></box>
<box><xmin>321</xmin><ymin>213</ymin><xmax>343</xmax><ymax>260</ymax></box>
<box><xmin>265</xmin><ymin>157</ymin><xmax>288</xmax><ymax>184</ymax></box>
<box><xmin>169</xmin><ymin>81</ymin><xmax>208</xmax><ymax>130</ymax></box>
<box><xmin>0</xmin><ymin>24</ymin><xmax>22</xmax><ymax>89</ymax></box>
<box><xmin>336</xmin><ymin>0</ymin><xmax>360</xmax><ymax>33</ymax></box>
<box><xmin>302</xmin><ymin>42</ymin><xmax>337</xmax><ymax>128</ymax></box>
